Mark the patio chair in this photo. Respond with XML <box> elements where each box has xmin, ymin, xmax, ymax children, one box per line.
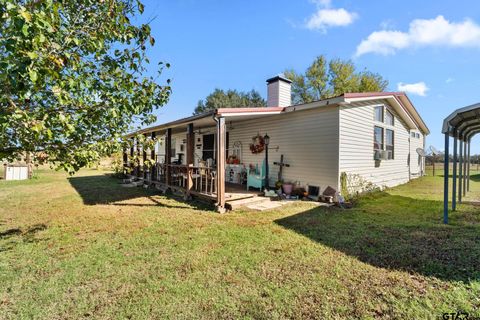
<box><xmin>247</xmin><ymin>160</ymin><xmax>266</xmax><ymax>191</ymax></box>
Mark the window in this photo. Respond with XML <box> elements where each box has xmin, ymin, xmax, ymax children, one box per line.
<box><xmin>416</xmin><ymin>133</ymin><xmax>420</xmax><ymax>139</ymax></box>
<box><xmin>386</xmin><ymin>129</ymin><xmax>394</xmax><ymax>159</ymax></box>
<box><xmin>374</xmin><ymin>106</ymin><xmax>384</xmax><ymax>122</ymax></box>
<box><xmin>374</xmin><ymin>126</ymin><xmax>384</xmax><ymax>152</ymax></box>
<box><xmin>385</xmin><ymin>109</ymin><xmax>394</xmax><ymax>126</ymax></box>
<box><xmin>411</xmin><ymin>132</ymin><xmax>416</xmax><ymax>138</ymax></box>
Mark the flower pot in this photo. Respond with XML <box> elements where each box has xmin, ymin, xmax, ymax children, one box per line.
<box><xmin>282</xmin><ymin>183</ymin><xmax>293</xmax><ymax>195</ymax></box>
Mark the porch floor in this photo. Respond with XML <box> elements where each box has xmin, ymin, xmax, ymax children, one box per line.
<box><xmin>225</xmin><ymin>183</ymin><xmax>262</xmax><ymax>200</ymax></box>
<box><xmin>149</xmin><ymin>179</ymin><xmax>263</xmax><ymax>208</ymax></box>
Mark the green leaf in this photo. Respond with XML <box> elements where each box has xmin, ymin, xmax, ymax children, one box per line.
<box><xmin>138</xmin><ymin>1</ymin><xmax>144</xmax><ymax>14</ymax></box>
<box><xmin>28</xmin><ymin>69</ymin><xmax>38</xmax><ymax>82</ymax></box>
<box><xmin>20</xmin><ymin>10</ymin><xmax>32</xmax><ymax>23</ymax></box>
<box><xmin>27</xmin><ymin>52</ymin><xmax>38</xmax><ymax>59</ymax></box>
<box><xmin>22</xmin><ymin>24</ymin><xmax>29</xmax><ymax>36</ymax></box>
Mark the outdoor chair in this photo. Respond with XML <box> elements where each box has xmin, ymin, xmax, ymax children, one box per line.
<box><xmin>247</xmin><ymin>160</ymin><xmax>266</xmax><ymax>191</ymax></box>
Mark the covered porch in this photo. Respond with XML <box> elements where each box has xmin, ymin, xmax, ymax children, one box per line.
<box><xmin>123</xmin><ymin>108</ymin><xmax>284</xmax><ymax>212</ymax></box>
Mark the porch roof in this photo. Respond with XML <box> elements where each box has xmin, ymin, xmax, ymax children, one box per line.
<box><xmin>125</xmin><ymin>107</ymin><xmax>286</xmax><ymax>137</ymax></box>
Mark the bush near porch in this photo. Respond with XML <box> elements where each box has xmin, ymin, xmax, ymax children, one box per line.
<box><xmin>0</xmin><ymin>167</ymin><xmax>479</xmax><ymax>318</ymax></box>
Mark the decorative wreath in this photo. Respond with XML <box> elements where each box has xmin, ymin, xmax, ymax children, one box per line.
<box><xmin>249</xmin><ymin>134</ymin><xmax>265</xmax><ymax>154</ymax></box>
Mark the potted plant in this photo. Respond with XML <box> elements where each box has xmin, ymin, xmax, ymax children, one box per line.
<box><xmin>275</xmin><ymin>180</ymin><xmax>283</xmax><ymax>190</ymax></box>
<box><xmin>282</xmin><ymin>181</ymin><xmax>294</xmax><ymax>195</ymax></box>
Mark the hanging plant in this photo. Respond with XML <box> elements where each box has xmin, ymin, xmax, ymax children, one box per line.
<box><xmin>249</xmin><ymin>134</ymin><xmax>265</xmax><ymax>154</ymax></box>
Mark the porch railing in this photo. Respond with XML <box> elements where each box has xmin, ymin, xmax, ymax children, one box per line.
<box><xmin>150</xmin><ymin>163</ymin><xmax>217</xmax><ymax>196</ymax></box>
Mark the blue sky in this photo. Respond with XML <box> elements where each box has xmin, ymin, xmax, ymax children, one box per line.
<box><xmin>139</xmin><ymin>0</ymin><xmax>480</xmax><ymax>153</ymax></box>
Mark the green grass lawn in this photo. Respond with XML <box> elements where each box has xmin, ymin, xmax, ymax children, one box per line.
<box><xmin>1</xmin><ymin>168</ymin><xmax>479</xmax><ymax>319</ymax></box>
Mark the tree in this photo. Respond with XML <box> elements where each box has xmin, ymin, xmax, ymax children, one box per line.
<box><xmin>0</xmin><ymin>0</ymin><xmax>171</xmax><ymax>173</ymax></box>
<box><xmin>193</xmin><ymin>89</ymin><xmax>266</xmax><ymax>115</ymax></box>
<box><xmin>284</xmin><ymin>55</ymin><xmax>388</xmax><ymax>104</ymax></box>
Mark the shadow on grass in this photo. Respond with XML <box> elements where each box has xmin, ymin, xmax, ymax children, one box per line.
<box><xmin>438</xmin><ymin>173</ymin><xmax>480</xmax><ymax>181</ymax></box>
<box><xmin>0</xmin><ymin>224</ymin><xmax>48</xmax><ymax>252</ymax></box>
<box><xmin>68</xmin><ymin>174</ymin><xmax>212</xmax><ymax>211</ymax></box>
<box><xmin>469</xmin><ymin>173</ymin><xmax>480</xmax><ymax>182</ymax></box>
<box><xmin>275</xmin><ymin>192</ymin><xmax>480</xmax><ymax>283</ymax></box>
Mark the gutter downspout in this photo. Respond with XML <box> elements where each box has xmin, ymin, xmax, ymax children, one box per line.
<box><xmin>213</xmin><ymin>111</ymin><xmax>226</xmax><ymax>213</ymax></box>
<box><xmin>408</xmin><ymin>132</ymin><xmax>411</xmax><ymax>181</ymax></box>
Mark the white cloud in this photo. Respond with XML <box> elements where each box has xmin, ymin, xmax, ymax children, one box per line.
<box><xmin>305</xmin><ymin>0</ymin><xmax>357</xmax><ymax>32</ymax></box>
<box><xmin>446</xmin><ymin>77</ymin><xmax>454</xmax><ymax>83</ymax></box>
<box><xmin>397</xmin><ymin>82</ymin><xmax>429</xmax><ymax>96</ymax></box>
<box><xmin>356</xmin><ymin>15</ymin><xmax>480</xmax><ymax>56</ymax></box>
<box><xmin>306</xmin><ymin>8</ymin><xmax>357</xmax><ymax>31</ymax></box>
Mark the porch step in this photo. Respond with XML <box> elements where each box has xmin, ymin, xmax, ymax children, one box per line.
<box><xmin>226</xmin><ymin>196</ymin><xmax>271</xmax><ymax>210</ymax></box>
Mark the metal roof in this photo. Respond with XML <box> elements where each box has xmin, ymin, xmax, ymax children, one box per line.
<box><xmin>442</xmin><ymin>102</ymin><xmax>480</xmax><ymax>140</ymax></box>
<box><xmin>126</xmin><ymin>92</ymin><xmax>429</xmax><ymax>138</ymax></box>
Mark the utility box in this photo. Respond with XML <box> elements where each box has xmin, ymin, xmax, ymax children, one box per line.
<box><xmin>4</xmin><ymin>164</ymin><xmax>29</xmax><ymax>180</ymax></box>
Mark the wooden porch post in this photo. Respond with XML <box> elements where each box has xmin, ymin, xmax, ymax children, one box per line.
<box><xmin>186</xmin><ymin>123</ymin><xmax>194</xmax><ymax>198</ymax></box>
<box><xmin>216</xmin><ymin>117</ymin><xmax>226</xmax><ymax>212</ymax></box>
<box><xmin>165</xmin><ymin>128</ymin><xmax>172</xmax><ymax>186</ymax></box>
<box><xmin>151</xmin><ymin>132</ymin><xmax>156</xmax><ymax>181</ymax></box>
<box><xmin>130</xmin><ymin>137</ymin><xmax>134</xmax><ymax>176</ymax></box>
<box><xmin>122</xmin><ymin>146</ymin><xmax>128</xmax><ymax>175</ymax></box>
<box><xmin>142</xmin><ymin>134</ymin><xmax>147</xmax><ymax>180</ymax></box>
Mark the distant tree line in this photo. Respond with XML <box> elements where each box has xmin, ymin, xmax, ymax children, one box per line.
<box><xmin>193</xmin><ymin>89</ymin><xmax>265</xmax><ymax>115</ymax></box>
<box><xmin>194</xmin><ymin>55</ymin><xmax>388</xmax><ymax>113</ymax></box>
<box><xmin>426</xmin><ymin>152</ymin><xmax>480</xmax><ymax>167</ymax></box>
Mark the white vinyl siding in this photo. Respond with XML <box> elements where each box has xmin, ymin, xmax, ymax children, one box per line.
<box><xmin>339</xmin><ymin>102</ymin><xmax>411</xmax><ymax>188</ymax></box>
<box><xmin>409</xmin><ymin>129</ymin><xmax>425</xmax><ymax>176</ymax></box>
<box><xmin>228</xmin><ymin>106</ymin><xmax>340</xmax><ymax>191</ymax></box>
<box><xmin>267</xmin><ymin>80</ymin><xmax>291</xmax><ymax>107</ymax></box>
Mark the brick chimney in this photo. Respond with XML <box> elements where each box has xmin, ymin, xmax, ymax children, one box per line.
<box><xmin>266</xmin><ymin>75</ymin><xmax>292</xmax><ymax>107</ymax></box>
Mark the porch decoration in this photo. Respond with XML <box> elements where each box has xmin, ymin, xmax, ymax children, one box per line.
<box><xmin>249</xmin><ymin>133</ymin><xmax>265</xmax><ymax>154</ymax></box>
<box><xmin>273</xmin><ymin>154</ymin><xmax>290</xmax><ymax>183</ymax></box>
<box><xmin>227</xmin><ymin>141</ymin><xmax>242</xmax><ymax>164</ymax></box>
<box><xmin>226</xmin><ymin>155</ymin><xmax>240</xmax><ymax>164</ymax></box>
<box><xmin>282</xmin><ymin>181</ymin><xmax>294</xmax><ymax>195</ymax></box>
<box><xmin>263</xmin><ymin>133</ymin><xmax>270</xmax><ymax>189</ymax></box>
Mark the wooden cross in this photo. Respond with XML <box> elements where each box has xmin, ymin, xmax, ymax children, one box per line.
<box><xmin>273</xmin><ymin>154</ymin><xmax>290</xmax><ymax>182</ymax></box>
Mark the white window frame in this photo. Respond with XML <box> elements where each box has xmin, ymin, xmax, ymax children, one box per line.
<box><xmin>374</xmin><ymin>105</ymin><xmax>384</xmax><ymax>122</ymax></box>
<box><xmin>373</xmin><ymin>105</ymin><xmax>395</xmax><ymax>161</ymax></box>
<box><xmin>386</xmin><ymin>129</ymin><xmax>394</xmax><ymax>160</ymax></box>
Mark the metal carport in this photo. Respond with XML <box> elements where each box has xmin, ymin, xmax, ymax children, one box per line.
<box><xmin>442</xmin><ymin>103</ymin><xmax>480</xmax><ymax>223</ymax></box>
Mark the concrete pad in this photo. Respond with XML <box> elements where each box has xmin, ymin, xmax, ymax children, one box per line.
<box><xmin>246</xmin><ymin>201</ymin><xmax>284</xmax><ymax>211</ymax></box>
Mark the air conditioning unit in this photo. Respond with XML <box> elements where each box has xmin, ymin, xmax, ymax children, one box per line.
<box><xmin>374</xmin><ymin>150</ymin><xmax>388</xmax><ymax>161</ymax></box>
<box><xmin>380</xmin><ymin>150</ymin><xmax>389</xmax><ymax>160</ymax></box>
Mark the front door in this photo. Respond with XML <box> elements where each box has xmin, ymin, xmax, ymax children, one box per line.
<box><xmin>202</xmin><ymin>134</ymin><xmax>215</xmax><ymax>161</ymax></box>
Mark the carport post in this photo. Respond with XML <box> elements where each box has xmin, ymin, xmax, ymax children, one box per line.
<box><xmin>443</xmin><ymin>132</ymin><xmax>449</xmax><ymax>224</ymax></box>
<box><xmin>467</xmin><ymin>138</ymin><xmax>471</xmax><ymax>192</ymax></box>
<box><xmin>452</xmin><ymin>130</ymin><xmax>457</xmax><ymax>210</ymax></box>
<box><xmin>463</xmin><ymin>139</ymin><xmax>467</xmax><ymax>197</ymax></box>
<box><xmin>458</xmin><ymin>139</ymin><xmax>463</xmax><ymax>203</ymax></box>
<box><xmin>462</xmin><ymin>138</ymin><xmax>468</xmax><ymax>197</ymax></box>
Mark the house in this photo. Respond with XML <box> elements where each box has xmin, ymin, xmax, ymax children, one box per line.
<box><xmin>125</xmin><ymin>75</ymin><xmax>429</xmax><ymax>212</ymax></box>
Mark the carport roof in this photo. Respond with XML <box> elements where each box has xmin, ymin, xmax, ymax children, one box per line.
<box><xmin>442</xmin><ymin>102</ymin><xmax>480</xmax><ymax>140</ymax></box>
